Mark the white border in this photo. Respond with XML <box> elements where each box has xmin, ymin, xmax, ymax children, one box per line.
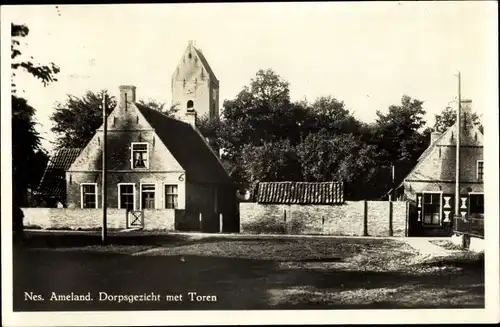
<box><xmin>139</xmin><ymin>183</ymin><xmax>156</xmax><ymax>210</ymax></box>
<box><xmin>117</xmin><ymin>183</ymin><xmax>136</xmax><ymax>211</ymax></box>
<box><xmin>80</xmin><ymin>183</ymin><xmax>98</xmax><ymax>209</ymax></box>
<box><xmin>1</xmin><ymin>3</ymin><xmax>499</xmax><ymax>326</ymax></box>
<box><xmin>130</xmin><ymin>142</ymin><xmax>149</xmax><ymax>170</ymax></box>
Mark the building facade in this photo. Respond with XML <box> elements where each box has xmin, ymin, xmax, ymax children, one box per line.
<box><xmin>393</xmin><ymin>100</ymin><xmax>484</xmax><ymax>236</ymax></box>
<box><xmin>65</xmin><ymin>85</ymin><xmax>237</xmax><ymax>232</ymax></box>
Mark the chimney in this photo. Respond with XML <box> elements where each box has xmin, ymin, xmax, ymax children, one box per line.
<box><xmin>119</xmin><ymin>85</ymin><xmax>136</xmax><ymax>108</ymax></box>
<box><xmin>461</xmin><ymin>99</ymin><xmax>472</xmax><ymax>114</ymax></box>
<box><xmin>185</xmin><ymin>109</ymin><xmax>197</xmax><ymax>127</ymax></box>
<box><xmin>430</xmin><ymin>131</ymin><xmax>441</xmax><ymax>144</ymax></box>
<box><xmin>460</xmin><ymin>99</ymin><xmax>472</xmax><ymax>130</ymax></box>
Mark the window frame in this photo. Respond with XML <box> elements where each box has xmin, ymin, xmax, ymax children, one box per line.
<box><xmin>421</xmin><ymin>191</ymin><xmax>443</xmax><ymax>227</ymax></box>
<box><xmin>130</xmin><ymin>142</ymin><xmax>150</xmax><ymax>170</ymax></box>
<box><xmin>468</xmin><ymin>191</ymin><xmax>484</xmax><ymax>216</ymax></box>
<box><xmin>164</xmin><ymin>184</ymin><xmax>179</xmax><ymax>209</ymax></box>
<box><xmin>80</xmin><ymin>183</ymin><xmax>98</xmax><ymax>209</ymax></box>
<box><xmin>140</xmin><ymin>183</ymin><xmax>156</xmax><ymax>210</ymax></box>
<box><xmin>476</xmin><ymin>160</ymin><xmax>484</xmax><ymax>181</ymax></box>
<box><xmin>117</xmin><ymin>183</ymin><xmax>136</xmax><ymax>211</ymax></box>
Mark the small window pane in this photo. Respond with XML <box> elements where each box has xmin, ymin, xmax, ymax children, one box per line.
<box><xmin>141</xmin><ymin>184</ymin><xmax>155</xmax><ymax>209</ymax></box>
<box><xmin>132</xmin><ymin>143</ymin><xmax>148</xmax><ymax>169</ymax></box>
<box><xmin>165</xmin><ymin>184</ymin><xmax>178</xmax><ymax>209</ymax></box>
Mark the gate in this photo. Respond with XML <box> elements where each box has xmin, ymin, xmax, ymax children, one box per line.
<box><xmin>127</xmin><ymin>210</ymin><xmax>144</xmax><ymax>228</ymax></box>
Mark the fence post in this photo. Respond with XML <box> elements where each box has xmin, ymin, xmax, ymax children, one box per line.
<box><xmin>389</xmin><ymin>201</ymin><xmax>393</xmax><ymax>236</ymax></box>
<box><xmin>219</xmin><ymin>213</ymin><xmax>223</xmax><ymax>233</ymax></box>
<box><xmin>363</xmin><ymin>200</ymin><xmax>368</xmax><ymax>236</ymax></box>
<box><xmin>283</xmin><ymin>207</ymin><xmax>288</xmax><ymax>234</ymax></box>
<box><xmin>199</xmin><ymin>212</ymin><xmax>202</xmax><ymax>232</ymax></box>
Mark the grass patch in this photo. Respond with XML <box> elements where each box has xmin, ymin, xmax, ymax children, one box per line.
<box><xmin>12</xmin><ymin>234</ymin><xmax>484</xmax><ymax>311</ymax></box>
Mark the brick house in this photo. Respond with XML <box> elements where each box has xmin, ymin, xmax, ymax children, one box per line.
<box><xmin>64</xmin><ymin>85</ymin><xmax>238</xmax><ymax>232</ymax></box>
<box><xmin>391</xmin><ymin>99</ymin><xmax>484</xmax><ymax>236</ymax></box>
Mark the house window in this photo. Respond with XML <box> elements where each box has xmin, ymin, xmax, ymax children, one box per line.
<box><xmin>477</xmin><ymin>160</ymin><xmax>484</xmax><ymax>181</ymax></box>
<box><xmin>141</xmin><ymin>184</ymin><xmax>156</xmax><ymax>209</ymax></box>
<box><xmin>118</xmin><ymin>184</ymin><xmax>135</xmax><ymax>211</ymax></box>
<box><xmin>131</xmin><ymin>142</ymin><xmax>149</xmax><ymax>169</ymax></box>
<box><xmin>422</xmin><ymin>193</ymin><xmax>441</xmax><ymax>226</ymax></box>
<box><xmin>165</xmin><ymin>184</ymin><xmax>178</xmax><ymax>209</ymax></box>
<box><xmin>81</xmin><ymin>183</ymin><xmax>97</xmax><ymax>208</ymax></box>
<box><xmin>469</xmin><ymin>193</ymin><xmax>484</xmax><ymax>216</ymax></box>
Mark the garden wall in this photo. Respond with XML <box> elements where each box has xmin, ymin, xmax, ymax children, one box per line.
<box><xmin>239</xmin><ymin>201</ymin><xmax>408</xmax><ymax>236</ymax></box>
<box><xmin>21</xmin><ymin>208</ymin><xmax>176</xmax><ymax>231</ymax></box>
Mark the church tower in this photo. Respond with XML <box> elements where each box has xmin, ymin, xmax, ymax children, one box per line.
<box><xmin>171</xmin><ymin>41</ymin><xmax>220</xmax><ymax>122</ymax></box>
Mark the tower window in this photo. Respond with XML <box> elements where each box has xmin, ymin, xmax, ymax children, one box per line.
<box><xmin>188</xmin><ymin>52</ymin><xmax>192</xmax><ymax>59</ymax></box>
<box><xmin>187</xmin><ymin>100</ymin><xmax>194</xmax><ymax>110</ymax></box>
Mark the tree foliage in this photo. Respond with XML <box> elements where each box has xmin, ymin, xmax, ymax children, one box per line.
<box><xmin>11</xmin><ymin>23</ymin><xmax>60</xmax><ymax>91</ymax></box>
<box><xmin>137</xmin><ymin>98</ymin><xmax>178</xmax><ymax>117</ymax></box>
<box><xmin>196</xmin><ymin>70</ymin><xmax>435</xmax><ymax>200</ymax></box>
<box><xmin>51</xmin><ymin>90</ymin><xmax>116</xmax><ymax>150</ymax></box>
<box><xmin>373</xmin><ymin>95</ymin><xmax>428</xmax><ymax>164</ymax></box>
<box><xmin>11</xmin><ymin>23</ymin><xmax>58</xmax><ymax>206</ymax></box>
<box><xmin>241</xmin><ymin>139</ymin><xmax>302</xmax><ymax>188</ymax></box>
<box><xmin>433</xmin><ymin>106</ymin><xmax>483</xmax><ymax>134</ymax></box>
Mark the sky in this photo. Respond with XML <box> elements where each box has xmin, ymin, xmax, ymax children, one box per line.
<box><xmin>4</xmin><ymin>2</ymin><xmax>498</xmax><ymax>153</ymax></box>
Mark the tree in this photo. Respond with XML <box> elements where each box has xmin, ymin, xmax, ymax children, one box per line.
<box><xmin>51</xmin><ymin>91</ymin><xmax>116</xmax><ymax>150</ymax></box>
<box><xmin>433</xmin><ymin>106</ymin><xmax>483</xmax><ymax>134</ymax></box>
<box><xmin>11</xmin><ymin>23</ymin><xmax>60</xmax><ymax>92</ymax></box>
<box><xmin>137</xmin><ymin>98</ymin><xmax>178</xmax><ymax>117</ymax></box>
<box><xmin>300</xmin><ymin>96</ymin><xmax>363</xmax><ymax>141</ymax></box>
<box><xmin>296</xmin><ymin>130</ymin><xmax>380</xmax><ymax>199</ymax></box>
<box><xmin>241</xmin><ymin>139</ymin><xmax>302</xmax><ymax>189</ymax></box>
<box><xmin>374</xmin><ymin>95</ymin><xmax>428</xmax><ymax>164</ymax></box>
<box><xmin>209</xmin><ymin>69</ymin><xmax>308</xmax><ymax>186</ymax></box>
<box><xmin>11</xmin><ymin>23</ymin><xmax>59</xmax><ymax>206</ymax></box>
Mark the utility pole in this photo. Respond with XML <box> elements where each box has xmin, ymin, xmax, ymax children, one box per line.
<box><xmin>455</xmin><ymin>72</ymin><xmax>461</xmax><ymax>219</ymax></box>
<box><xmin>102</xmin><ymin>92</ymin><xmax>108</xmax><ymax>245</ymax></box>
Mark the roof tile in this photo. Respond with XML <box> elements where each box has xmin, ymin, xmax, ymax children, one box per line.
<box><xmin>256</xmin><ymin>181</ymin><xmax>344</xmax><ymax>205</ymax></box>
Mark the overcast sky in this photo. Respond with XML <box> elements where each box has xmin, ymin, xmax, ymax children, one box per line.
<box><xmin>5</xmin><ymin>2</ymin><xmax>497</xmax><ymax>153</ymax></box>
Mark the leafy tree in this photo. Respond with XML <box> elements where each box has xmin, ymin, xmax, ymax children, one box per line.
<box><xmin>373</xmin><ymin>95</ymin><xmax>428</xmax><ymax>164</ymax></box>
<box><xmin>304</xmin><ymin>96</ymin><xmax>362</xmax><ymax>137</ymax></box>
<box><xmin>296</xmin><ymin>130</ymin><xmax>380</xmax><ymax>199</ymax></box>
<box><xmin>137</xmin><ymin>98</ymin><xmax>178</xmax><ymax>117</ymax></box>
<box><xmin>51</xmin><ymin>91</ymin><xmax>116</xmax><ymax>150</ymax></box>
<box><xmin>241</xmin><ymin>139</ymin><xmax>302</xmax><ymax>188</ymax></box>
<box><xmin>433</xmin><ymin>106</ymin><xmax>483</xmax><ymax>134</ymax></box>
<box><xmin>11</xmin><ymin>23</ymin><xmax>60</xmax><ymax>92</ymax></box>
<box><xmin>11</xmin><ymin>23</ymin><xmax>58</xmax><ymax>206</ymax></box>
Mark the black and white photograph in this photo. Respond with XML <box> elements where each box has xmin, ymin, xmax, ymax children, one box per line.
<box><xmin>1</xmin><ymin>2</ymin><xmax>499</xmax><ymax>326</ymax></box>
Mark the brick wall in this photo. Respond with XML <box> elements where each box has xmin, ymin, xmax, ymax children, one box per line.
<box><xmin>21</xmin><ymin>208</ymin><xmax>175</xmax><ymax>231</ymax></box>
<box><xmin>240</xmin><ymin>201</ymin><xmax>408</xmax><ymax>236</ymax></box>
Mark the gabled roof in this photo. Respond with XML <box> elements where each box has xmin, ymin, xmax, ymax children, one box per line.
<box><xmin>135</xmin><ymin>103</ymin><xmax>232</xmax><ymax>185</ymax></box>
<box><xmin>194</xmin><ymin>48</ymin><xmax>218</xmax><ymax>83</ymax></box>
<box><xmin>397</xmin><ymin>112</ymin><xmax>483</xmax><ymax>189</ymax></box>
<box><xmin>256</xmin><ymin>181</ymin><xmax>344</xmax><ymax>204</ymax></box>
<box><xmin>36</xmin><ymin>148</ymin><xmax>82</xmax><ymax>197</ymax></box>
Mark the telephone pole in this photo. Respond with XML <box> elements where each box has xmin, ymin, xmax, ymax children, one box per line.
<box><xmin>455</xmin><ymin>72</ymin><xmax>461</xmax><ymax>218</ymax></box>
<box><xmin>102</xmin><ymin>92</ymin><xmax>108</xmax><ymax>245</ymax></box>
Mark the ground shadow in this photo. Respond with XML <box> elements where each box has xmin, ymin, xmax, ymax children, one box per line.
<box><xmin>13</xmin><ymin>242</ymin><xmax>484</xmax><ymax>311</ymax></box>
